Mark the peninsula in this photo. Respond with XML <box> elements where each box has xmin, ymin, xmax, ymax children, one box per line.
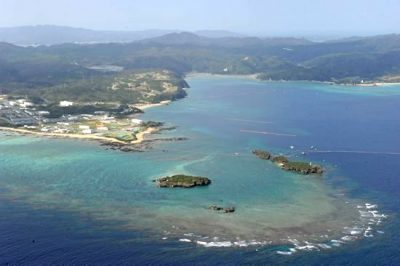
<box><xmin>0</xmin><ymin>71</ymin><xmax>187</xmax><ymax>148</ymax></box>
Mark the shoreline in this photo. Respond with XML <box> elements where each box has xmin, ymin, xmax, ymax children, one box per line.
<box><xmin>0</xmin><ymin>98</ymin><xmax>174</xmax><ymax>146</ymax></box>
<box><xmin>131</xmin><ymin>127</ymin><xmax>158</xmax><ymax>144</ymax></box>
<box><xmin>133</xmin><ymin>100</ymin><xmax>171</xmax><ymax>110</ymax></box>
<box><xmin>356</xmin><ymin>82</ymin><xmax>400</xmax><ymax>87</ymax></box>
<box><xmin>0</xmin><ymin>73</ymin><xmax>391</xmax><ymax>257</ymax></box>
<box><xmin>0</xmin><ymin>126</ymin><xmax>127</xmax><ymax>144</ymax></box>
<box><xmin>185</xmin><ymin>72</ymin><xmax>400</xmax><ymax>87</ymax></box>
<box><xmin>185</xmin><ymin>72</ymin><xmax>259</xmax><ymax>80</ymax></box>
<box><xmin>0</xmin><ymin>126</ymin><xmax>158</xmax><ymax>146</ymax></box>
<box><xmin>2</xmin><ymin>75</ymin><xmax>398</xmax><ymax>147</ymax></box>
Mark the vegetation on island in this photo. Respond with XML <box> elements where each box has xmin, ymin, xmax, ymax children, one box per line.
<box><xmin>281</xmin><ymin>161</ymin><xmax>323</xmax><ymax>175</ymax></box>
<box><xmin>253</xmin><ymin>149</ymin><xmax>323</xmax><ymax>175</ymax></box>
<box><xmin>154</xmin><ymin>175</ymin><xmax>212</xmax><ymax>188</ymax></box>
<box><xmin>252</xmin><ymin>150</ymin><xmax>272</xmax><ymax>160</ymax></box>
<box><xmin>271</xmin><ymin>155</ymin><xmax>289</xmax><ymax>164</ymax></box>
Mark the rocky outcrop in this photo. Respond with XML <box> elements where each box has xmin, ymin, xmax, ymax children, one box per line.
<box><xmin>154</xmin><ymin>175</ymin><xmax>211</xmax><ymax>188</ymax></box>
<box><xmin>252</xmin><ymin>150</ymin><xmax>272</xmax><ymax>160</ymax></box>
<box><xmin>208</xmin><ymin>205</ymin><xmax>235</xmax><ymax>213</ymax></box>
<box><xmin>253</xmin><ymin>149</ymin><xmax>323</xmax><ymax>175</ymax></box>
<box><xmin>100</xmin><ymin>142</ymin><xmax>143</xmax><ymax>152</ymax></box>
<box><xmin>281</xmin><ymin>161</ymin><xmax>324</xmax><ymax>174</ymax></box>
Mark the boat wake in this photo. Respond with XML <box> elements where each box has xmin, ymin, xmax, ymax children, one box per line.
<box><xmin>240</xmin><ymin>129</ymin><xmax>296</xmax><ymax>137</ymax></box>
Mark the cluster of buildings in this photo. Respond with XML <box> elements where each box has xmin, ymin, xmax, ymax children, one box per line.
<box><xmin>0</xmin><ymin>98</ymin><xmax>38</xmax><ymax>126</ymax></box>
<box><xmin>33</xmin><ymin>114</ymin><xmax>143</xmax><ymax>135</ymax></box>
<box><xmin>0</xmin><ymin>96</ymin><xmax>145</xmax><ymax>138</ymax></box>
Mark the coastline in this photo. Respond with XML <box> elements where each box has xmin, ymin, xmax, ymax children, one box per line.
<box><xmin>185</xmin><ymin>72</ymin><xmax>259</xmax><ymax>80</ymax></box>
<box><xmin>131</xmin><ymin>127</ymin><xmax>158</xmax><ymax>144</ymax></box>
<box><xmin>356</xmin><ymin>82</ymin><xmax>400</xmax><ymax>87</ymax></box>
<box><xmin>0</xmin><ymin>126</ymin><xmax>127</xmax><ymax>144</ymax></box>
<box><xmin>2</xmin><ymin>75</ymin><xmax>398</xmax><ymax>147</ymax></box>
<box><xmin>133</xmin><ymin>100</ymin><xmax>171</xmax><ymax>110</ymax></box>
<box><xmin>0</xmin><ymin>98</ymin><xmax>175</xmax><ymax>146</ymax></box>
<box><xmin>0</xmin><ymin>126</ymin><xmax>158</xmax><ymax>146</ymax></box>
<box><xmin>0</xmin><ymin>72</ymin><xmax>394</xmax><ymax>261</ymax></box>
<box><xmin>185</xmin><ymin>72</ymin><xmax>400</xmax><ymax>87</ymax></box>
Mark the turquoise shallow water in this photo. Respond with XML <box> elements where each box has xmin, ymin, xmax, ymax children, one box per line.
<box><xmin>0</xmin><ymin>76</ymin><xmax>398</xmax><ymax>262</ymax></box>
<box><xmin>0</xmin><ymin>130</ymin><xmax>357</xmax><ymax>247</ymax></box>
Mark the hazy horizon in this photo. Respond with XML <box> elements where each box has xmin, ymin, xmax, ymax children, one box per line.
<box><xmin>1</xmin><ymin>0</ymin><xmax>399</xmax><ymax>37</ymax></box>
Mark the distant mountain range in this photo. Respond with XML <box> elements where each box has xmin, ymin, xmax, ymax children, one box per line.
<box><xmin>138</xmin><ymin>31</ymin><xmax>312</xmax><ymax>47</ymax></box>
<box><xmin>0</xmin><ymin>25</ymin><xmax>246</xmax><ymax>46</ymax></box>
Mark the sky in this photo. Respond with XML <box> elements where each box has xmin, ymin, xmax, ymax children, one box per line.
<box><xmin>0</xmin><ymin>0</ymin><xmax>399</xmax><ymax>36</ymax></box>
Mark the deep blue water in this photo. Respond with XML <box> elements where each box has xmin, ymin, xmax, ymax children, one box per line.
<box><xmin>1</xmin><ymin>76</ymin><xmax>400</xmax><ymax>265</ymax></box>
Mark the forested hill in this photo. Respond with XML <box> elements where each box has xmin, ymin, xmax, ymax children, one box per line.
<box><xmin>0</xmin><ymin>32</ymin><xmax>400</xmax><ymax>101</ymax></box>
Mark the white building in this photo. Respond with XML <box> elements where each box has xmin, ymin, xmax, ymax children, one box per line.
<box><xmin>102</xmin><ymin>116</ymin><xmax>115</xmax><ymax>121</ymax></box>
<box><xmin>59</xmin><ymin>101</ymin><xmax>74</xmax><ymax>107</ymax></box>
<box><xmin>67</xmin><ymin>116</ymin><xmax>79</xmax><ymax>121</ymax></box>
<box><xmin>81</xmin><ymin>129</ymin><xmax>92</xmax><ymax>134</ymax></box>
<box><xmin>24</xmin><ymin>125</ymin><xmax>37</xmax><ymax>129</ymax></box>
<box><xmin>131</xmin><ymin>119</ymin><xmax>143</xmax><ymax>125</ymax></box>
<box><xmin>14</xmin><ymin>99</ymin><xmax>33</xmax><ymax>108</ymax></box>
<box><xmin>20</xmin><ymin>101</ymin><xmax>33</xmax><ymax>108</ymax></box>
<box><xmin>96</xmin><ymin>126</ymin><xmax>109</xmax><ymax>131</ymax></box>
<box><xmin>38</xmin><ymin>111</ymin><xmax>50</xmax><ymax>115</ymax></box>
<box><xmin>78</xmin><ymin>125</ymin><xmax>90</xmax><ymax>130</ymax></box>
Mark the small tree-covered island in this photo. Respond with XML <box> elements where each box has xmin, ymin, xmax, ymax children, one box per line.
<box><xmin>154</xmin><ymin>175</ymin><xmax>212</xmax><ymax>188</ymax></box>
<box><xmin>253</xmin><ymin>149</ymin><xmax>324</xmax><ymax>175</ymax></box>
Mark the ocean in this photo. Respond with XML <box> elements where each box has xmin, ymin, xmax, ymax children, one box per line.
<box><xmin>0</xmin><ymin>75</ymin><xmax>399</xmax><ymax>265</ymax></box>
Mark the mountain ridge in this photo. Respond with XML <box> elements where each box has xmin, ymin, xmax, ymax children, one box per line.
<box><xmin>0</xmin><ymin>25</ymin><xmax>247</xmax><ymax>46</ymax></box>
